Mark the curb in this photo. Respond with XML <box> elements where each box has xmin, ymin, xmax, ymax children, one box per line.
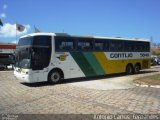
<box><xmin>135</xmin><ymin>84</ymin><xmax>160</xmax><ymax>88</ymax></box>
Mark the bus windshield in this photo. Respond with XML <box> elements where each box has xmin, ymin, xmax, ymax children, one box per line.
<box><xmin>15</xmin><ymin>48</ymin><xmax>31</xmax><ymax>69</ymax></box>
<box><xmin>15</xmin><ymin>37</ymin><xmax>32</xmax><ymax>69</ymax></box>
<box><xmin>18</xmin><ymin>37</ymin><xmax>33</xmax><ymax>46</ymax></box>
<box><xmin>15</xmin><ymin>36</ymin><xmax>52</xmax><ymax>70</ymax></box>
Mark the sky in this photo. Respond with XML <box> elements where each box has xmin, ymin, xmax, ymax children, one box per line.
<box><xmin>0</xmin><ymin>0</ymin><xmax>160</xmax><ymax>43</ymax></box>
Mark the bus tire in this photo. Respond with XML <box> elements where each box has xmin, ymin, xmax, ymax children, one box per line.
<box><xmin>126</xmin><ymin>64</ymin><xmax>133</xmax><ymax>75</ymax></box>
<box><xmin>48</xmin><ymin>69</ymin><xmax>63</xmax><ymax>84</ymax></box>
<box><xmin>134</xmin><ymin>64</ymin><xmax>140</xmax><ymax>74</ymax></box>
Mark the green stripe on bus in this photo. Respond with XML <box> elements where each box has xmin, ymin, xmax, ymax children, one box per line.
<box><xmin>70</xmin><ymin>52</ymin><xmax>96</xmax><ymax>77</ymax></box>
<box><xmin>82</xmin><ymin>52</ymin><xmax>105</xmax><ymax>75</ymax></box>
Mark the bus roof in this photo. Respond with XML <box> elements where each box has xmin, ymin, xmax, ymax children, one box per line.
<box><xmin>93</xmin><ymin>36</ymin><xmax>150</xmax><ymax>42</ymax></box>
<box><xmin>21</xmin><ymin>33</ymin><xmax>56</xmax><ymax>38</ymax></box>
<box><xmin>20</xmin><ymin>33</ymin><xmax>150</xmax><ymax>42</ymax></box>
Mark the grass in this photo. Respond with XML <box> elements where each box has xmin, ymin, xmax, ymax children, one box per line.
<box><xmin>134</xmin><ymin>74</ymin><xmax>160</xmax><ymax>85</ymax></box>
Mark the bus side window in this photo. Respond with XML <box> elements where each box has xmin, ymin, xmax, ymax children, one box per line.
<box><xmin>105</xmin><ymin>40</ymin><xmax>109</xmax><ymax>51</ymax></box>
<box><xmin>135</xmin><ymin>42</ymin><xmax>142</xmax><ymax>52</ymax></box>
<box><xmin>145</xmin><ymin>42</ymin><xmax>150</xmax><ymax>52</ymax></box>
<box><xmin>117</xmin><ymin>41</ymin><xmax>124</xmax><ymax>51</ymax></box>
<box><xmin>55</xmin><ymin>36</ymin><xmax>74</xmax><ymax>51</ymax></box>
<box><xmin>124</xmin><ymin>41</ymin><xmax>134</xmax><ymax>52</ymax></box>
<box><xmin>141</xmin><ymin>42</ymin><xmax>146</xmax><ymax>52</ymax></box>
<box><xmin>141</xmin><ymin>42</ymin><xmax>150</xmax><ymax>52</ymax></box>
<box><xmin>134</xmin><ymin>41</ymin><xmax>150</xmax><ymax>52</ymax></box>
<box><xmin>94</xmin><ymin>39</ymin><xmax>105</xmax><ymax>51</ymax></box>
<box><xmin>60</xmin><ymin>41</ymin><xmax>73</xmax><ymax>50</ymax></box>
<box><xmin>77</xmin><ymin>38</ymin><xmax>93</xmax><ymax>51</ymax></box>
<box><xmin>95</xmin><ymin>42</ymin><xmax>104</xmax><ymax>51</ymax></box>
<box><xmin>109</xmin><ymin>40</ymin><xmax>123</xmax><ymax>52</ymax></box>
<box><xmin>109</xmin><ymin>41</ymin><xmax>114</xmax><ymax>51</ymax></box>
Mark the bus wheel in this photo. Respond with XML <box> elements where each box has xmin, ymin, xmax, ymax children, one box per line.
<box><xmin>126</xmin><ymin>64</ymin><xmax>133</xmax><ymax>75</ymax></box>
<box><xmin>48</xmin><ymin>70</ymin><xmax>62</xmax><ymax>84</ymax></box>
<box><xmin>134</xmin><ymin>64</ymin><xmax>140</xmax><ymax>74</ymax></box>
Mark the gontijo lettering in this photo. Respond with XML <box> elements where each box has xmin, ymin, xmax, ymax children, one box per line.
<box><xmin>110</xmin><ymin>53</ymin><xmax>133</xmax><ymax>58</ymax></box>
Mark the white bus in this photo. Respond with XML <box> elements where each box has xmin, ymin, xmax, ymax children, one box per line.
<box><xmin>14</xmin><ymin>33</ymin><xmax>151</xmax><ymax>83</ymax></box>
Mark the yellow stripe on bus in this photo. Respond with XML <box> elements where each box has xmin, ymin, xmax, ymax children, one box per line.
<box><xmin>93</xmin><ymin>52</ymin><xmax>121</xmax><ymax>74</ymax></box>
<box><xmin>93</xmin><ymin>52</ymin><xmax>108</xmax><ymax>74</ymax></box>
<box><xmin>94</xmin><ymin>52</ymin><xmax>150</xmax><ymax>74</ymax></box>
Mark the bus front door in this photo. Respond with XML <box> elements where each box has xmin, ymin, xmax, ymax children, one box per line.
<box><xmin>31</xmin><ymin>48</ymin><xmax>51</xmax><ymax>82</ymax></box>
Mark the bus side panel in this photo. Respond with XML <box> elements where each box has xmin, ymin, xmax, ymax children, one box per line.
<box><xmin>70</xmin><ymin>52</ymin><xmax>96</xmax><ymax>77</ymax></box>
<box><xmin>68</xmin><ymin>52</ymin><xmax>86</xmax><ymax>78</ymax></box>
<box><xmin>93</xmin><ymin>52</ymin><xmax>125</xmax><ymax>74</ymax></box>
<box><xmin>70</xmin><ymin>52</ymin><xmax>150</xmax><ymax>76</ymax></box>
<box><xmin>94</xmin><ymin>52</ymin><xmax>151</xmax><ymax>74</ymax></box>
<box><xmin>82</xmin><ymin>52</ymin><xmax>105</xmax><ymax>75</ymax></box>
<box><xmin>55</xmin><ymin>51</ymin><xmax>151</xmax><ymax>79</ymax></box>
<box><xmin>141</xmin><ymin>59</ymin><xmax>151</xmax><ymax>69</ymax></box>
<box><xmin>53</xmin><ymin>52</ymin><xmax>85</xmax><ymax>79</ymax></box>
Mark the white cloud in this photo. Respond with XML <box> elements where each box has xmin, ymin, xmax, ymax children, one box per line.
<box><xmin>3</xmin><ymin>4</ymin><xmax>7</xmax><ymax>9</ymax></box>
<box><xmin>0</xmin><ymin>23</ymin><xmax>31</xmax><ymax>38</ymax></box>
<box><xmin>0</xmin><ymin>13</ymin><xmax>6</xmax><ymax>18</ymax></box>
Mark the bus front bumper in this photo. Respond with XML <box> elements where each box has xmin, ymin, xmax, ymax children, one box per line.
<box><xmin>14</xmin><ymin>70</ymin><xmax>33</xmax><ymax>83</ymax></box>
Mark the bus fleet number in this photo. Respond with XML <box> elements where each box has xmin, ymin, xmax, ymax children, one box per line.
<box><xmin>140</xmin><ymin>53</ymin><xmax>149</xmax><ymax>57</ymax></box>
